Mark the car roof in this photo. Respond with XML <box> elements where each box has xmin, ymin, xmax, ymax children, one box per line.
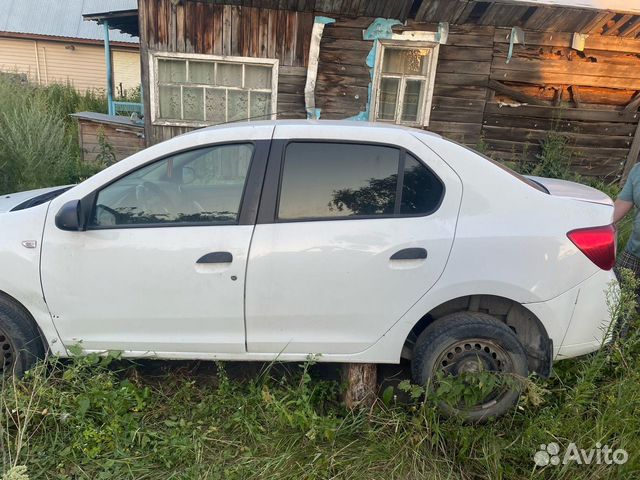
<box><xmin>179</xmin><ymin>119</ymin><xmax>443</xmax><ymax>139</ymax></box>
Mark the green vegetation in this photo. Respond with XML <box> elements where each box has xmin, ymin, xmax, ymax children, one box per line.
<box><xmin>1</xmin><ymin>82</ymin><xmax>639</xmax><ymax>479</ymax></box>
<box><xmin>1</xmin><ymin>272</ymin><xmax>639</xmax><ymax>480</ymax></box>
<box><xmin>0</xmin><ymin>76</ymin><xmax>106</xmax><ymax>195</ymax></box>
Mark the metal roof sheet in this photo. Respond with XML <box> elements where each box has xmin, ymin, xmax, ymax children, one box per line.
<box><xmin>0</xmin><ymin>0</ymin><xmax>138</xmax><ymax>43</ymax></box>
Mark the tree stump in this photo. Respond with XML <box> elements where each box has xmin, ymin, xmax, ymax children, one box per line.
<box><xmin>341</xmin><ymin>363</ymin><xmax>377</xmax><ymax>409</ymax></box>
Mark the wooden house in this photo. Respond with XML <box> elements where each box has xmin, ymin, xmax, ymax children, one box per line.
<box><xmin>0</xmin><ymin>0</ymin><xmax>140</xmax><ymax>95</ymax></box>
<box><xmin>93</xmin><ymin>0</ymin><xmax>640</xmax><ymax>182</ymax></box>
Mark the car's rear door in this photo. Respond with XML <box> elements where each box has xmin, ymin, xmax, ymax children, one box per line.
<box><xmin>245</xmin><ymin>124</ymin><xmax>463</xmax><ymax>355</ymax></box>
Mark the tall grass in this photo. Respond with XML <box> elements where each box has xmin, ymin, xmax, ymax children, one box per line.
<box><xmin>1</xmin><ymin>274</ymin><xmax>639</xmax><ymax>480</ymax></box>
<box><xmin>0</xmin><ymin>76</ymin><xmax>106</xmax><ymax>195</ymax></box>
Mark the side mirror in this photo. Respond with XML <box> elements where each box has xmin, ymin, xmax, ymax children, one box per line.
<box><xmin>55</xmin><ymin>200</ymin><xmax>85</xmax><ymax>231</ymax></box>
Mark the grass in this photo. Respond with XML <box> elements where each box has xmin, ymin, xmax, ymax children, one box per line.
<box><xmin>0</xmin><ymin>75</ymin><xmax>106</xmax><ymax>195</ymax></box>
<box><xmin>1</xmin><ymin>81</ymin><xmax>639</xmax><ymax>479</ymax></box>
<box><xmin>1</xmin><ymin>272</ymin><xmax>639</xmax><ymax>480</ymax></box>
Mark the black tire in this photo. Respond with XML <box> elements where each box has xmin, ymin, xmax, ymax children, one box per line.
<box><xmin>0</xmin><ymin>295</ymin><xmax>45</xmax><ymax>378</ymax></box>
<box><xmin>411</xmin><ymin>311</ymin><xmax>528</xmax><ymax>422</ymax></box>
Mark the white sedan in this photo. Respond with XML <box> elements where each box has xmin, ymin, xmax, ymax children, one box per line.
<box><xmin>0</xmin><ymin>120</ymin><xmax>617</xmax><ymax>419</ymax></box>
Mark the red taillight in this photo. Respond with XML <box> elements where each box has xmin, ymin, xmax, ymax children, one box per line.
<box><xmin>567</xmin><ymin>224</ymin><xmax>616</xmax><ymax>270</ymax></box>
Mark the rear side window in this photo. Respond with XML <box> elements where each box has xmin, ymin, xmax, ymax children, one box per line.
<box><xmin>277</xmin><ymin>142</ymin><xmax>443</xmax><ymax>221</ymax></box>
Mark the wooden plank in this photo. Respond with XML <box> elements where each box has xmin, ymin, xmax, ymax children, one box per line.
<box><xmin>223</xmin><ymin>5</ymin><xmax>232</xmax><ymax>55</ymax></box>
<box><xmin>435</xmin><ymin>59</ymin><xmax>491</xmax><ymax>75</ymax></box>
<box><xmin>431</xmin><ymin>96</ymin><xmax>486</xmax><ymax>112</ymax></box>
<box><xmin>433</xmin><ymin>85</ymin><xmax>488</xmax><ymax>100</ymax></box>
<box><xmin>491</xmin><ymin>69</ymin><xmax>640</xmax><ymax>90</ymax></box>
<box><xmin>484</xmin><ymin>102</ymin><xmax>640</xmax><ymax>123</ymax></box>
<box><xmin>603</xmin><ymin>14</ymin><xmax>634</xmax><ymax>36</ymax></box>
<box><xmin>491</xmin><ymin>55</ymin><xmax>640</xmax><ymax>80</ymax></box>
<box><xmin>483</xmin><ymin>126</ymin><xmax>632</xmax><ymax>148</ymax></box>
<box><xmin>430</xmin><ymin>109</ymin><xmax>484</xmax><ymax>123</ymax></box>
<box><xmin>438</xmin><ymin>46</ymin><xmax>493</xmax><ymax>62</ymax></box>
<box><xmin>428</xmin><ymin>121</ymin><xmax>483</xmax><ymax>134</ymax></box>
<box><xmin>446</xmin><ymin>33</ymin><xmax>493</xmax><ymax>48</ymax></box>
<box><xmin>494</xmin><ymin>27</ymin><xmax>640</xmax><ymax>53</ymax></box>
<box><xmin>488</xmin><ymin>79</ymin><xmax>549</xmax><ymax>106</ymax></box>
<box><xmin>624</xmin><ymin>91</ymin><xmax>640</xmax><ymax>112</ymax></box>
<box><xmin>620</xmin><ymin>17</ymin><xmax>640</xmax><ymax>38</ymax></box>
<box><xmin>435</xmin><ymin>72</ymin><xmax>489</xmax><ymax>87</ymax></box>
<box><xmin>484</xmin><ymin>114</ymin><xmax>638</xmax><ymax>136</ymax></box>
<box><xmin>621</xmin><ymin>119</ymin><xmax>640</xmax><ymax>183</ymax></box>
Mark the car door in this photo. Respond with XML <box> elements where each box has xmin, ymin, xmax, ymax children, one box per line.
<box><xmin>41</xmin><ymin>130</ymin><xmax>271</xmax><ymax>356</ymax></box>
<box><xmin>245</xmin><ymin>124</ymin><xmax>463</xmax><ymax>355</ymax></box>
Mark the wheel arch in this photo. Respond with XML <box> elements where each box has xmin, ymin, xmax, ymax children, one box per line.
<box><xmin>0</xmin><ymin>289</ymin><xmax>48</xmax><ymax>354</ymax></box>
<box><xmin>402</xmin><ymin>294</ymin><xmax>553</xmax><ymax>377</ymax></box>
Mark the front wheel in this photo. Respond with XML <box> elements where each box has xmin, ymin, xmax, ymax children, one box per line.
<box><xmin>0</xmin><ymin>296</ymin><xmax>45</xmax><ymax>378</ymax></box>
<box><xmin>411</xmin><ymin>311</ymin><xmax>529</xmax><ymax>422</ymax></box>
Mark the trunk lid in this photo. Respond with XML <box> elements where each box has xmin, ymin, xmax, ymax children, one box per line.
<box><xmin>526</xmin><ymin>176</ymin><xmax>613</xmax><ymax>206</ymax></box>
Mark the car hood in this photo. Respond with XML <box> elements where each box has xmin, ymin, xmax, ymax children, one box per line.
<box><xmin>0</xmin><ymin>186</ymin><xmax>72</xmax><ymax>213</ymax></box>
<box><xmin>526</xmin><ymin>176</ymin><xmax>613</xmax><ymax>206</ymax></box>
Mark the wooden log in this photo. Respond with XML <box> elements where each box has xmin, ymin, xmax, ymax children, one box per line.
<box><xmin>342</xmin><ymin>363</ymin><xmax>377</xmax><ymax>410</ymax></box>
<box><xmin>488</xmin><ymin>79</ymin><xmax>548</xmax><ymax>106</ymax></box>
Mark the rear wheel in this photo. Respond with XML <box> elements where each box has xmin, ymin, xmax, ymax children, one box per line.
<box><xmin>0</xmin><ymin>296</ymin><xmax>45</xmax><ymax>378</ymax></box>
<box><xmin>411</xmin><ymin>311</ymin><xmax>528</xmax><ymax>422</ymax></box>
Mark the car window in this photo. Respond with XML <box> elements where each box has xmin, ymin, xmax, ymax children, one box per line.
<box><xmin>91</xmin><ymin>143</ymin><xmax>253</xmax><ymax>227</ymax></box>
<box><xmin>400</xmin><ymin>154</ymin><xmax>444</xmax><ymax>214</ymax></box>
<box><xmin>278</xmin><ymin>142</ymin><xmax>400</xmax><ymax>220</ymax></box>
<box><xmin>277</xmin><ymin>142</ymin><xmax>444</xmax><ymax>221</ymax></box>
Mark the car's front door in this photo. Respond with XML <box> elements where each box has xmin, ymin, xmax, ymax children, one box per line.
<box><xmin>245</xmin><ymin>124</ymin><xmax>463</xmax><ymax>355</ymax></box>
<box><xmin>41</xmin><ymin>138</ymin><xmax>270</xmax><ymax>356</ymax></box>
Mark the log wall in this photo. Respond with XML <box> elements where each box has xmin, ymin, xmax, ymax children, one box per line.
<box><xmin>139</xmin><ymin>0</ymin><xmax>311</xmax><ymax>145</ymax></box>
<box><xmin>138</xmin><ymin>0</ymin><xmax>640</xmax><ymax>180</ymax></box>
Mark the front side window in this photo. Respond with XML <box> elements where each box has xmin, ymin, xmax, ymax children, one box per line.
<box><xmin>277</xmin><ymin>142</ymin><xmax>443</xmax><ymax>221</ymax></box>
<box><xmin>152</xmin><ymin>54</ymin><xmax>278</xmax><ymax>126</ymax></box>
<box><xmin>91</xmin><ymin>143</ymin><xmax>253</xmax><ymax>227</ymax></box>
<box><xmin>373</xmin><ymin>43</ymin><xmax>439</xmax><ymax>127</ymax></box>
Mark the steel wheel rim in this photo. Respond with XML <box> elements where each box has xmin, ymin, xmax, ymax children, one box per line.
<box><xmin>433</xmin><ymin>338</ymin><xmax>514</xmax><ymax>412</ymax></box>
<box><xmin>0</xmin><ymin>327</ymin><xmax>16</xmax><ymax>375</ymax></box>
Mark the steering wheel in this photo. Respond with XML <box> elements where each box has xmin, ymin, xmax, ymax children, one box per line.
<box><xmin>135</xmin><ymin>181</ymin><xmax>176</xmax><ymax>216</ymax></box>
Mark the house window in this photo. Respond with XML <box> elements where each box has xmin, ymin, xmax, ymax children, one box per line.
<box><xmin>372</xmin><ymin>42</ymin><xmax>439</xmax><ymax>127</ymax></box>
<box><xmin>150</xmin><ymin>53</ymin><xmax>278</xmax><ymax>127</ymax></box>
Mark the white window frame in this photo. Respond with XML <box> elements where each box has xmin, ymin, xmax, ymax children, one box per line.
<box><xmin>371</xmin><ymin>39</ymin><xmax>440</xmax><ymax>127</ymax></box>
<box><xmin>149</xmin><ymin>52</ymin><xmax>279</xmax><ymax>128</ymax></box>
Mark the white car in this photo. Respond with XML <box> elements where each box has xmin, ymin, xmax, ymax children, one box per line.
<box><xmin>0</xmin><ymin>120</ymin><xmax>617</xmax><ymax>419</ymax></box>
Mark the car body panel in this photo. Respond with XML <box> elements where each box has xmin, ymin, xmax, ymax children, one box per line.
<box><xmin>0</xmin><ymin>120</ymin><xmax>616</xmax><ymax>365</ymax></box>
<box><xmin>0</xmin><ymin>186</ymin><xmax>71</xmax><ymax>213</ymax></box>
<box><xmin>38</xmin><ymin>124</ymin><xmax>275</xmax><ymax>354</ymax></box>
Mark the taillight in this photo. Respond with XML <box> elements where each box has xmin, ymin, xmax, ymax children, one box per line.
<box><xmin>567</xmin><ymin>224</ymin><xmax>616</xmax><ymax>270</ymax></box>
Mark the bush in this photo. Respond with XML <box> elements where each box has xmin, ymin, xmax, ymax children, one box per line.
<box><xmin>0</xmin><ymin>76</ymin><xmax>106</xmax><ymax>194</ymax></box>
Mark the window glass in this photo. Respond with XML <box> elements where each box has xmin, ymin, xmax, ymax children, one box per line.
<box><xmin>278</xmin><ymin>143</ymin><xmax>400</xmax><ymax>220</ymax></box>
<box><xmin>155</xmin><ymin>55</ymin><xmax>275</xmax><ymax>124</ymax></box>
<box><xmin>376</xmin><ymin>45</ymin><xmax>435</xmax><ymax>126</ymax></box>
<box><xmin>92</xmin><ymin>144</ymin><xmax>254</xmax><ymax>227</ymax></box>
<box><xmin>400</xmin><ymin>154</ymin><xmax>444</xmax><ymax>214</ymax></box>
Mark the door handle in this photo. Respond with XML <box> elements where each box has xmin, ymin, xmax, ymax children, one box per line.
<box><xmin>197</xmin><ymin>252</ymin><xmax>233</xmax><ymax>264</ymax></box>
<box><xmin>390</xmin><ymin>248</ymin><xmax>428</xmax><ymax>260</ymax></box>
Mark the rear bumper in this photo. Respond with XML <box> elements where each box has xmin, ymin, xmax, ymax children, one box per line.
<box><xmin>524</xmin><ymin>268</ymin><xmax>617</xmax><ymax>361</ymax></box>
<box><xmin>556</xmin><ymin>268</ymin><xmax>617</xmax><ymax>359</ymax></box>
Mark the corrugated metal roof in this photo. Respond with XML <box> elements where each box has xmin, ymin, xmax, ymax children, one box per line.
<box><xmin>0</xmin><ymin>0</ymin><xmax>138</xmax><ymax>43</ymax></box>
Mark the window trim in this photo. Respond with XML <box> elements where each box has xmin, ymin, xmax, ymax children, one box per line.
<box><xmin>82</xmin><ymin>140</ymin><xmax>271</xmax><ymax>230</ymax></box>
<box><xmin>256</xmin><ymin>139</ymin><xmax>445</xmax><ymax>224</ymax></box>
<box><xmin>149</xmin><ymin>52</ymin><xmax>279</xmax><ymax>128</ymax></box>
<box><xmin>371</xmin><ymin>40</ymin><xmax>440</xmax><ymax>127</ymax></box>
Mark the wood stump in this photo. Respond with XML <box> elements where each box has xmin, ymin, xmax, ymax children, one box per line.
<box><xmin>341</xmin><ymin>363</ymin><xmax>377</xmax><ymax>409</ymax></box>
